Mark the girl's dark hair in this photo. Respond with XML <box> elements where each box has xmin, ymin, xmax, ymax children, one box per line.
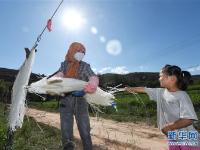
<box><xmin>161</xmin><ymin>64</ymin><xmax>192</xmax><ymax>90</ymax></box>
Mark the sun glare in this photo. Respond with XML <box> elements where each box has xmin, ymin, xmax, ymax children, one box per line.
<box><xmin>62</xmin><ymin>9</ymin><xmax>85</xmax><ymax>31</ymax></box>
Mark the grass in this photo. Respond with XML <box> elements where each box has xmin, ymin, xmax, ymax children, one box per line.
<box><xmin>28</xmin><ymin>99</ymin><xmax>59</xmax><ymax>112</ymax></box>
<box><xmin>98</xmin><ymin>92</ymin><xmax>157</xmax><ymax>125</ymax></box>
<box><xmin>188</xmin><ymin>84</ymin><xmax>200</xmax><ymax>91</ymax></box>
<box><xmin>0</xmin><ymin>103</ymin><xmax>62</xmax><ymax>150</ymax></box>
<box><xmin>13</xmin><ymin>118</ymin><xmax>61</xmax><ymax>150</ymax></box>
<box><xmin>0</xmin><ymin>105</ymin><xmax>7</xmax><ymax>149</ymax></box>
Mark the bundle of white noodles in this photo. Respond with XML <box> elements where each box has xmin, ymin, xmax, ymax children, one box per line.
<box><xmin>27</xmin><ymin>77</ymin><xmax>115</xmax><ymax>106</ymax></box>
<box><xmin>9</xmin><ymin>49</ymin><xmax>36</xmax><ymax>131</ymax></box>
<box><xmin>9</xmin><ymin>48</ymin><xmax>114</xmax><ymax>131</ymax></box>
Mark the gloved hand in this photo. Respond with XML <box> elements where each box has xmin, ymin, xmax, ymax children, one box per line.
<box><xmin>84</xmin><ymin>76</ymin><xmax>99</xmax><ymax>93</ymax></box>
<box><xmin>71</xmin><ymin>90</ymin><xmax>85</xmax><ymax>97</ymax></box>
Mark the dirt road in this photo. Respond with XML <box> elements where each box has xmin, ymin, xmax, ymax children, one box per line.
<box><xmin>26</xmin><ymin>108</ymin><xmax>168</xmax><ymax>150</ymax></box>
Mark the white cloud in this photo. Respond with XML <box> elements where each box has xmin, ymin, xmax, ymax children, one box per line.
<box><xmin>99</xmin><ymin>36</ymin><xmax>106</xmax><ymax>43</ymax></box>
<box><xmin>92</xmin><ymin>67</ymin><xmax>97</xmax><ymax>74</ymax></box>
<box><xmin>91</xmin><ymin>26</ymin><xmax>98</xmax><ymax>34</ymax></box>
<box><xmin>111</xmin><ymin>66</ymin><xmax>129</xmax><ymax>74</ymax></box>
<box><xmin>98</xmin><ymin>67</ymin><xmax>112</xmax><ymax>74</ymax></box>
<box><xmin>98</xmin><ymin>66</ymin><xmax>129</xmax><ymax>74</ymax></box>
<box><xmin>187</xmin><ymin>65</ymin><xmax>200</xmax><ymax>75</ymax></box>
<box><xmin>106</xmin><ymin>39</ymin><xmax>122</xmax><ymax>56</ymax></box>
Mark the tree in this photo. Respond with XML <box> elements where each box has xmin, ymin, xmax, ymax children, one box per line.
<box><xmin>0</xmin><ymin>80</ymin><xmax>11</xmax><ymax>103</ymax></box>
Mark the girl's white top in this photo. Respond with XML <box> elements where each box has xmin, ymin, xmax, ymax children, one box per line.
<box><xmin>145</xmin><ymin>88</ymin><xmax>199</xmax><ymax>146</ymax></box>
<box><xmin>145</xmin><ymin>88</ymin><xmax>198</xmax><ymax>129</ymax></box>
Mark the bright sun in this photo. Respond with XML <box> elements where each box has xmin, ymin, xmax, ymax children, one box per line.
<box><xmin>62</xmin><ymin>9</ymin><xmax>85</xmax><ymax>31</ymax></box>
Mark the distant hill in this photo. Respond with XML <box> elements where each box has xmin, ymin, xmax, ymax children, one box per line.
<box><xmin>99</xmin><ymin>73</ymin><xmax>200</xmax><ymax>88</ymax></box>
<box><xmin>0</xmin><ymin>67</ymin><xmax>45</xmax><ymax>83</ymax></box>
<box><xmin>99</xmin><ymin>72</ymin><xmax>160</xmax><ymax>88</ymax></box>
<box><xmin>1</xmin><ymin>67</ymin><xmax>200</xmax><ymax>88</ymax></box>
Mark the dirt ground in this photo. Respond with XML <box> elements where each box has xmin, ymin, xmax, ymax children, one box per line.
<box><xmin>26</xmin><ymin>108</ymin><xmax>168</xmax><ymax>150</ymax></box>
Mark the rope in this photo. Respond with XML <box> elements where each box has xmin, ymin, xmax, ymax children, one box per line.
<box><xmin>32</xmin><ymin>0</ymin><xmax>64</xmax><ymax>50</ymax></box>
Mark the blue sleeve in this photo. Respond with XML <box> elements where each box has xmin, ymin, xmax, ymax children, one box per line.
<box><xmin>85</xmin><ymin>64</ymin><xmax>95</xmax><ymax>80</ymax></box>
<box><xmin>59</xmin><ymin>61</ymin><xmax>67</xmax><ymax>72</ymax></box>
<box><xmin>78</xmin><ymin>62</ymin><xmax>96</xmax><ymax>81</ymax></box>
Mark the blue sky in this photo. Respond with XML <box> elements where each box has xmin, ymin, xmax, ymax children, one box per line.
<box><xmin>1</xmin><ymin>0</ymin><xmax>200</xmax><ymax>75</ymax></box>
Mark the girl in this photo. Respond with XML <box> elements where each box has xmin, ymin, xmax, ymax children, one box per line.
<box><xmin>125</xmin><ymin>65</ymin><xmax>200</xmax><ymax>150</ymax></box>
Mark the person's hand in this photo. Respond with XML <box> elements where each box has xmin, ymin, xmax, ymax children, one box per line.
<box><xmin>161</xmin><ymin>123</ymin><xmax>175</xmax><ymax>136</ymax></box>
<box><xmin>161</xmin><ymin>126</ymin><xmax>171</xmax><ymax>136</ymax></box>
<box><xmin>84</xmin><ymin>83</ymin><xmax>97</xmax><ymax>93</ymax></box>
<box><xmin>84</xmin><ymin>76</ymin><xmax>99</xmax><ymax>93</ymax></box>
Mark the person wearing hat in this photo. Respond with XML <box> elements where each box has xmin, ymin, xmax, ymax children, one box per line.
<box><xmin>55</xmin><ymin>42</ymin><xmax>99</xmax><ymax>150</ymax></box>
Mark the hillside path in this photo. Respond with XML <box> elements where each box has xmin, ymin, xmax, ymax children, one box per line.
<box><xmin>26</xmin><ymin>108</ymin><xmax>168</xmax><ymax>150</ymax></box>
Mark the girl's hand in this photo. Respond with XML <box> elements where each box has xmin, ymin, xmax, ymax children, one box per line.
<box><xmin>161</xmin><ymin>123</ymin><xmax>175</xmax><ymax>136</ymax></box>
<box><xmin>161</xmin><ymin>125</ymin><xmax>171</xmax><ymax>136</ymax></box>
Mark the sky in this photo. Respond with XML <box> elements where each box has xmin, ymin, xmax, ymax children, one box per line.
<box><xmin>1</xmin><ymin>0</ymin><xmax>200</xmax><ymax>75</ymax></box>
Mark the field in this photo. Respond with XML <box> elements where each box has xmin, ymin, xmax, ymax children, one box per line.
<box><xmin>0</xmin><ymin>85</ymin><xmax>200</xmax><ymax>149</ymax></box>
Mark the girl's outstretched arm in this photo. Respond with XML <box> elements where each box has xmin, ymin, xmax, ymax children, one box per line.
<box><xmin>125</xmin><ymin>87</ymin><xmax>146</xmax><ymax>93</ymax></box>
